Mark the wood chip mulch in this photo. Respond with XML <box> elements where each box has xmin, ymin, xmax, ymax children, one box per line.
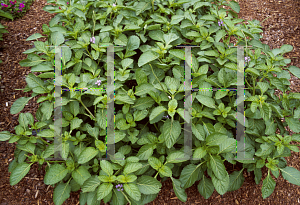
<box><xmin>0</xmin><ymin>0</ymin><xmax>299</xmax><ymax>204</ymax></box>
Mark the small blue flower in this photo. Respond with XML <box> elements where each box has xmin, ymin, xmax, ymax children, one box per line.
<box><xmin>218</xmin><ymin>20</ymin><xmax>225</xmax><ymax>27</ymax></box>
<box><xmin>112</xmin><ymin>3</ymin><xmax>116</xmax><ymax>7</ymax></box>
<box><xmin>90</xmin><ymin>36</ymin><xmax>95</xmax><ymax>44</ymax></box>
<box><xmin>116</xmin><ymin>184</ymin><xmax>123</xmax><ymax>191</ymax></box>
<box><xmin>245</xmin><ymin>56</ymin><xmax>250</xmax><ymax>63</ymax></box>
<box><xmin>95</xmin><ymin>80</ymin><xmax>101</xmax><ymax>86</ymax></box>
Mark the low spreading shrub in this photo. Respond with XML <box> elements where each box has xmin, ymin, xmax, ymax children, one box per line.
<box><xmin>1</xmin><ymin>0</ymin><xmax>300</xmax><ymax>204</ymax></box>
<box><xmin>0</xmin><ymin>0</ymin><xmax>34</xmax><ymax>21</ymax></box>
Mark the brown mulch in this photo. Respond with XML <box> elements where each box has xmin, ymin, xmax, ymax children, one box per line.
<box><xmin>0</xmin><ymin>0</ymin><xmax>299</xmax><ymax>204</ymax></box>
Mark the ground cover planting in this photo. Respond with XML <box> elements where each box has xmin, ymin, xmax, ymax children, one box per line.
<box><xmin>0</xmin><ymin>0</ymin><xmax>300</xmax><ymax>204</ymax></box>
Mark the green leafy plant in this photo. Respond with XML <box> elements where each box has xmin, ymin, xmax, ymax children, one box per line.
<box><xmin>0</xmin><ymin>0</ymin><xmax>34</xmax><ymax>21</ymax></box>
<box><xmin>1</xmin><ymin>0</ymin><xmax>300</xmax><ymax>204</ymax></box>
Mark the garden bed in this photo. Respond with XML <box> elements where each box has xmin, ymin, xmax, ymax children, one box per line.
<box><xmin>0</xmin><ymin>0</ymin><xmax>299</xmax><ymax>204</ymax></box>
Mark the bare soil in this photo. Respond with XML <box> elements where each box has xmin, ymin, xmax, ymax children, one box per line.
<box><xmin>0</xmin><ymin>0</ymin><xmax>299</xmax><ymax>204</ymax></box>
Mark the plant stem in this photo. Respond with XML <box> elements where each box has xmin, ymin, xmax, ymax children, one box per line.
<box><xmin>149</xmin><ymin>63</ymin><xmax>170</xmax><ymax>96</ymax></box>
<box><xmin>114</xmin><ymin>168</ymin><xmax>122</xmax><ymax>176</ymax></box>
<box><xmin>79</xmin><ymin>99</ymin><xmax>95</xmax><ymax>119</ymax></box>
<box><xmin>252</xmin><ymin>75</ymin><xmax>256</xmax><ymax>96</ymax></box>
<box><xmin>47</xmin><ymin>161</ymin><xmax>66</xmax><ymax>163</ymax></box>
<box><xmin>37</xmin><ymin>136</ymin><xmax>50</xmax><ymax>145</ymax></box>
<box><xmin>121</xmin><ymin>191</ymin><xmax>132</xmax><ymax>205</ymax></box>
<box><xmin>245</xmin><ymin>78</ymin><xmax>252</xmax><ymax>88</ymax></box>
<box><xmin>154</xmin><ymin>123</ymin><xmax>160</xmax><ymax>133</ymax></box>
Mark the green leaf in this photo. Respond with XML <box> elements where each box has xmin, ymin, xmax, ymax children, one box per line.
<box><xmin>245</xmin><ymin>68</ymin><xmax>260</xmax><ymax>76</ymax></box>
<box><xmin>198</xmin><ymin>175</ymin><xmax>214</xmax><ymax>199</ymax></box>
<box><xmin>61</xmin><ymin>142</ymin><xmax>69</xmax><ymax>159</ymax></box>
<box><xmin>170</xmin><ymin>177</ymin><xmax>187</xmax><ymax>202</ymax></box>
<box><xmin>215</xmin><ymin>90</ymin><xmax>228</xmax><ymax>99</ymax></box>
<box><xmin>280</xmin><ymin>166</ymin><xmax>300</xmax><ymax>186</ymax></box>
<box><xmin>254</xmin><ymin>168</ymin><xmax>262</xmax><ymax>184</ymax></box>
<box><xmin>193</xmin><ymin>146</ymin><xmax>207</xmax><ymax>159</ymax></box>
<box><xmin>159</xmin><ymin>165</ymin><xmax>172</xmax><ymax>177</ymax></box>
<box><xmin>269</xmin><ymin>77</ymin><xmax>285</xmax><ymax>92</ymax></box>
<box><xmin>163</xmin><ymin>33</ymin><xmax>179</xmax><ymax>46</ymax></box>
<box><xmin>121</xmin><ymin>58</ymin><xmax>134</xmax><ymax>70</ymax></box>
<box><xmin>261</xmin><ymin>172</ymin><xmax>276</xmax><ymax>199</ymax></box>
<box><xmin>9</xmin><ymin>162</ymin><xmax>32</xmax><ymax>186</ymax></box>
<box><xmin>70</xmin><ymin>117</ymin><xmax>83</xmax><ymax>131</ymax></box>
<box><xmin>137</xmin><ymin>175</ymin><xmax>162</xmax><ymax>195</ymax></box>
<box><xmin>192</xmin><ymin>123</ymin><xmax>205</xmax><ymax>141</ymax></box>
<box><xmin>228</xmin><ymin>169</ymin><xmax>245</xmax><ymax>191</ymax></box>
<box><xmin>82</xmin><ymin>175</ymin><xmax>101</xmax><ymax>193</ymax></box>
<box><xmin>0</xmin><ymin>131</ymin><xmax>11</xmax><ymax>141</ymax></box>
<box><xmin>31</xmin><ymin>62</ymin><xmax>54</xmax><ymax>72</ymax></box>
<box><xmin>26</xmin><ymin>33</ymin><xmax>46</xmax><ymax>41</ymax></box>
<box><xmin>211</xmin><ymin>171</ymin><xmax>229</xmax><ymax>195</ymax></box>
<box><xmin>287</xmin><ymin>66</ymin><xmax>300</xmax><ymax>78</ymax></box>
<box><xmin>148</xmin><ymin>157</ymin><xmax>162</xmax><ymax>171</ymax></box>
<box><xmin>224</xmin><ymin>62</ymin><xmax>237</xmax><ymax>71</ymax></box>
<box><xmin>51</xmin><ymin>31</ymin><xmax>64</xmax><ymax>46</ymax></box>
<box><xmin>86</xmin><ymin>124</ymin><xmax>99</xmax><ymax>139</ymax></box>
<box><xmin>62</xmin><ymin>46</ymin><xmax>72</xmax><ymax>66</ymax></box>
<box><xmin>148</xmin><ymin>30</ymin><xmax>164</xmax><ymax>42</ymax></box>
<box><xmin>166</xmin><ymin>151</ymin><xmax>187</xmax><ymax>164</ymax></box>
<box><xmin>265</xmin><ymin>119</ymin><xmax>277</xmax><ymax>135</ymax></box>
<box><xmin>210</xmin><ymin>154</ymin><xmax>228</xmax><ymax>180</ymax></box>
<box><xmin>135</xmin><ymin>68</ymin><xmax>148</xmax><ymax>85</ymax></box>
<box><xmin>137</xmin><ymin>144</ymin><xmax>155</xmax><ymax>160</ymax></box>
<box><xmin>180</xmin><ymin>164</ymin><xmax>202</xmax><ymax>189</ymax></box>
<box><xmin>163</xmin><ymin>119</ymin><xmax>181</xmax><ymax>149</ymax></box>
<box><xmin>124</xmin><ymin>183</ymin><xmax>141</xmax><ymax>201</ymax></box>
<box><xmin>26</xmin><ymin>73</ymin><xmax>45</xmax><ymax>89</ymax></box>
<box><xmin>227</xmin><ymin>0</ymin><xmax>240</xmax><ymax>13</ymax></box>
<box><xmin>170</xmin><ymin>15</ymin><xmax>185</xmax><ymax>25</ymax></box>
<box><xmin>124</xmin><ymin>163</ymin><xmax>143</xmax><ymax>175</ymax></box>
<box><xmin>20</xmin><ymin>54</ymin><xmax>45</xmax><ymax>67</ymax></box>
<box><xmin>97</xmin><ymin>183</ymin><xmax>113</xmax><ymax>201</ymax></box>
<box><xmin>44</xmin><ymin>164</ymin><xmax>68</xmax><ymax>185</ymax></box>
<box><xmin>206</xmin><ymin>132</ymin><xmax>227</xmax><ymax>146</ymax></box>
<box><xmin>87</xmin><ymin>190</ymin><xmax>100</xmax><ymax>205</ymax></box>
<box><xmin>72</xmin><ymin>166</ymin><xmax>91</xmax><ymax>186</ymax></box>
<box><xmin>149</xmin><ymin>106</ymin><xmax>167</xmax><ymax>122</ymax></box>
<box><xmin>169</xmin><ymin>49</ymin><xmax>185</xmax><ymax>60</ymax></box>
<box><xmin>126</xmin><ymin>35</ymin><xmax>140</xmax><ymax>52</ymax></box>
<box><xmin>196</xmin><ymin>94</ymin><xmax>216</xmax><ymax>109</ymax></box>
<box><xmin>255</xmin><ymin>143</ymin><xmax>274</xmax><ymax>157</ymax></box>
<box><xmin>280</xmin><ymin>44</ymin><xmax>293</xmax><ymax>54</ymax></box>
<box><xmin>132</xmin><ymin>97</ymin><xmax>155</xmax><ymax>110</ymax></box>
<box><xmin>257</xmin><ymin>82</ymin><xmax>269</xmax><ymax>94</ymax></box>
<box><xmin>42</xmin><ymin>144</ymin><xmax>54</xmax><ymax>159</ymax></box>
<box><xmin>133</xmin><ymin>110</ymin><xmax>148</xmax><ymax>121</ymax></box>
<box><xmin>215</xmin><ymin>30</ymin><xmax>226</xmax><ymax>42</ymax></box>
<box><xmin>204</xmin><ymin>50</ymin><xmax>219</xmax><ymax>57</ymax></box>
<box><xmin>10</xmin><ymin>97</ymin><xmax>33</xmax><ymax>114</ymax></box>
<box><xmin>135</xmin><ymin>83</ymin><xmax>155</xmax><ymax>96</ymax></box>
<box><xmin>16</xmin><ymin>142</ymin><xmax>35</xmax><ymax>154</ymax></box>
<box><xmin>40</xmin><ymin>101</ymin><xmax>53</xmax><ymax>120</ymax></box>
<box><xmin>138</xmin><ymin>50</ymin><xmax>160</xmax><ymax>67</ymax></box>
<box><xmin>53</xmin><ymin>182</ymin><xmax>71</xmax><ymax>205</ymax></box>
<box><xmin>112</xmin><ymin>188</ymin><xmax>126</xmax><ymax>205</ymax></box>
<box><xmin>78</xmin><ymin>147</ymin><xmax>99</xmax><ymax>164</ymax></box>
<box><xmin>285</xmin><ymin>117</ymin><xmax>300</xmax><ymax>133</ymax></box>
<box><xmin>218</xmin><ymin>138</ymin><xmax>236</xmax><ymax>154</ymax></box>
